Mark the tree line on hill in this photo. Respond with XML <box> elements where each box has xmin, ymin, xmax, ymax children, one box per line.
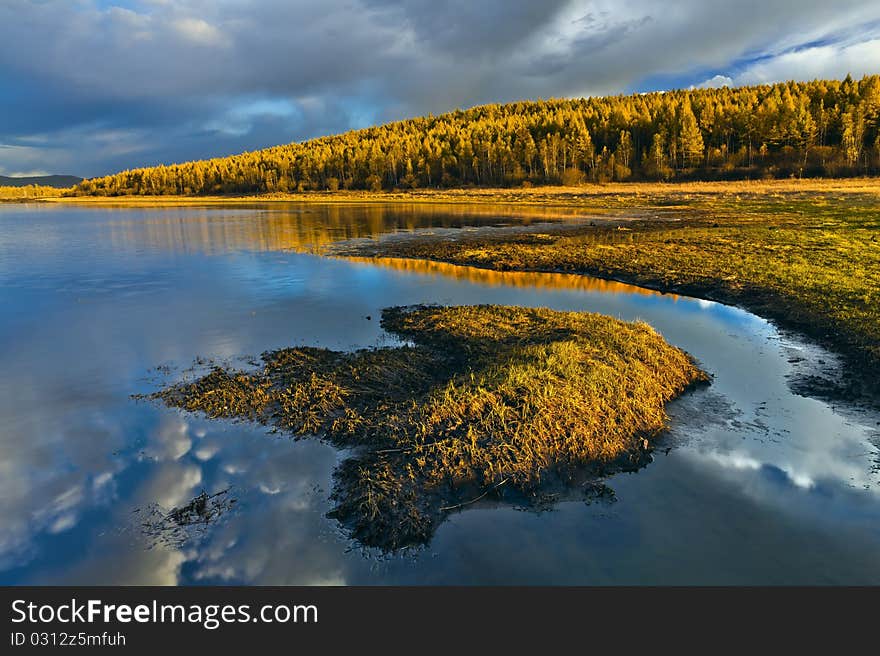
<box><xmin>73</xmin><ymin>75</ymin><xmax>880</xmax><ymax>196</ymax></box>
<box><xmin>0</xmin><ymin>184</ymin><xmax>64</xmax><ymax>200</ymax></box>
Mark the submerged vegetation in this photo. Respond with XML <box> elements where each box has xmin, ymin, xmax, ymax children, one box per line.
<box><xmin>153</xmin><ymin>305</ymin><xmax>707</xmax><ymax>550</ymax></box>
<box><xmin>74</xmin><ymin>76</ymin><xmax>880</xmax><ymax>196</ymax></box>
<box><xmin>139</xmin><ymin>489</ymin><xmax>237</xmax><ymax>550</ymax></box>
<box><xmin>339</xmin><ymin>184</ymin><xmax>880</xmax><ymax>396</ymax></box>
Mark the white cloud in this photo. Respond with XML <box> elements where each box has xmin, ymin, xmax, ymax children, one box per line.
<box><xmin>172</xmin><ymin>17</ymin><xmax>226</xmax><ymax>47</ymax></box>
<box><xmin>735</xmin><ymin>38</ymin><xmax>880</xmax><ymax>85</ymax></box>
<box><xmin>107</xmin><ymin>5</ymin><xmax>153</xmax><ymax>40</ymax></box>
<box><xmin>694</xmin><ymin>75</ymin><xmax>733</xmax><ymax>89</ymax></box>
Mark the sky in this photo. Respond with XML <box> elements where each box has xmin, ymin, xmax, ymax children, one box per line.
<box><xmin>2</xmin><ymin>0</ymin><xmax>880</xmax><ymax>178</ymax></box>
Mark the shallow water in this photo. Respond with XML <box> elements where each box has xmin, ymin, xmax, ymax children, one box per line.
<box><xmin>1</xmin><ymin>202</ymin><xmax>878</xmax><ymax>585</ymax></box>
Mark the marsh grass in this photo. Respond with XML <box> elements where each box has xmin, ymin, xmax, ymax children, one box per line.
<box><xmin>341</xmin><ymin>187</ymin><xmax>880</xmax><ymax>397</ymax></box>
<box><xmin>154</xmin><ymin>304</ymin><xmax>707</xmax><ymax>550</ymax></box>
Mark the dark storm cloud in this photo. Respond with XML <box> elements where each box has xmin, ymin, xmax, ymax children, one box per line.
<box><xmin>1</xmin><ymin>0</ymin><xmax>879</xmax><ymax>176</ymax></box>
<box><xmin>363</xmin><ymin>0</ymin><xmax>571</xmax><ymax>56</ymax></box>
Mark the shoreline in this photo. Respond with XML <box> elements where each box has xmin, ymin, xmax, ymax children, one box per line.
<box><xmin>344</xmin><ymin>250</ymin><xmax>877</xmax><ymax>407</ymax></box>
<box><xmin>327</xmin><ymin>192</ymin><xmax>879</xmax><ymax>405</ymax></box>
<box><xmin>16</xmin><ymin>176</ymin><xmax>880</xmax><ymax>208</ymax></box>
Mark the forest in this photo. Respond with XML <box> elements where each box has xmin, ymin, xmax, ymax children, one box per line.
<box><xmin>0</xmin><ymin>184</ymin><xmax>64</xmax><ymax>200</ymax></box>
<box><xmin>72</xmin><ymin>76</ymin><xmax>880</xmax><ymax>196</ymax></box>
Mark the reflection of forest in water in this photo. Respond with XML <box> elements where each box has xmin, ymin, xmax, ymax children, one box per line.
<box><xmin>103</xmin><ymin>202</ymin><xmax>597</xmax><ymax>254</ymax></box>
<box><xmin>345</xmin><ymin>256</ymin><xmax>679</xmax><ymax>300</ymax></box>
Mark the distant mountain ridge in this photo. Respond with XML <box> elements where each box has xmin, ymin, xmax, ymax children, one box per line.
<box><xmin>0</xmin><ymin>175</ymin><xmax>82</xmax><ymax>188</ymax></box>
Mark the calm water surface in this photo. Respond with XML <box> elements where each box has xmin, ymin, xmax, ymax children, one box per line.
<box><xmin>1</xmin><ymin>203</ymin><xmax>878</xmax><ymax>584</ymax></box>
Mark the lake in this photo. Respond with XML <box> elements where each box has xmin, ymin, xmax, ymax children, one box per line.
<box><xmin>1</xmin><ymin>202</ymin><xmax>879</xmax><ymax>584</ymax></box>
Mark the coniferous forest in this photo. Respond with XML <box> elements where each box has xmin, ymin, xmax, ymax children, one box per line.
<box><xmin>74</xmin><ymin>76</ymin><xmax>880</xmax><ymax>196</ymax></box>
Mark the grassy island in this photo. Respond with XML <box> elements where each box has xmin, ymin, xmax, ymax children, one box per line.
<box><xmin>154</xmin><ymin>304</ymin><xmax>707</xmax><ymax>550</ymax></box>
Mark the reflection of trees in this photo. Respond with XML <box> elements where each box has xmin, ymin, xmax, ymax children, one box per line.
<box><xmin>345</xmin><ymin>256</ymin><xmax>677</xmax><ymax>299</ymax></box>
<box><xmin>104</xmin><ymin>203</ymin><xmax>591</xmax><ymax>254</ymax></box>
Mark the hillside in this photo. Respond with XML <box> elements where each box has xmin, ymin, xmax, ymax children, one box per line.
<box><xmin>73</xmin><ymin>76</ymin><xmax>880</xmax><ymax>196</ymax></box>
<box><xmin>1</xmin><ymin>175</ymin><xmax>82</xmax><ymax>188</ymax></box>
